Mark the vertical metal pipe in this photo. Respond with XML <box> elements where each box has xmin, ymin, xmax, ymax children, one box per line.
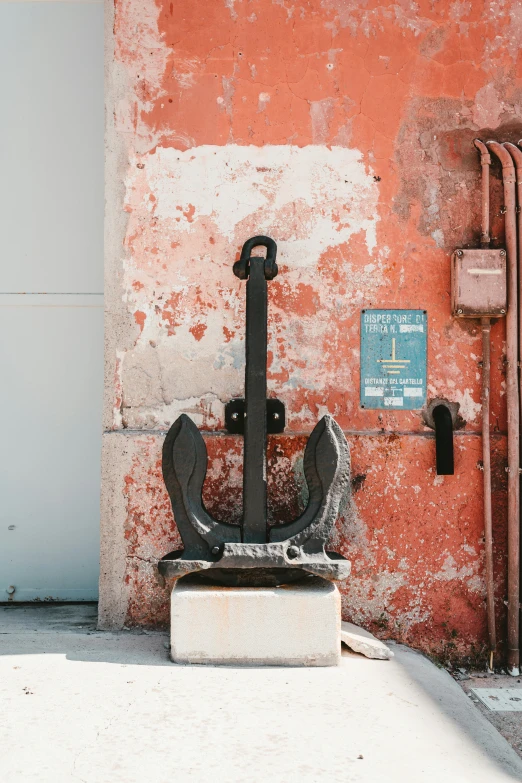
<box><xmin>507</xmin><ymin>143</ymin><xmax>522</xmax><ymax>422</ymax></box>
<box><xmin>487</xmin><ymin>141</ymin><xmax>520</xmax><ymax>675</ymax></box>
<box><xmin>481</xmin><ymin>317</ymin><xmax>496</xmax><ymax>662</ymax></box>
<box><xmin>510</xmin><ymin>141</ymin><xmax>522</xmax><ymax>673</ymax></box>
<box><xmin>474</xmin><ymin>140</ymin><xmax>496</xmax><ymax>665</ymax></box>
<box><xmin>474</xmin><ymin>140</ymin><xmax>491</xmax><ymax>247</ymax></box>
<box><xmin>242</xmin><ymin>257</ymin><xmax>268</xmax><ymax>543</ymax></box>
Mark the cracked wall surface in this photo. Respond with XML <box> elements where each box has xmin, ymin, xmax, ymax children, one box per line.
<box><xmin>102</xmin><ymin>0</ymin><xmax>522</xmax><ymax>659</ymax></box>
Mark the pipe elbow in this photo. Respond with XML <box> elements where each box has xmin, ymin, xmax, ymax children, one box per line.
<box><xmin>487</xmin><ymin>140</ymin><xmax>515</xmax><ymax>173</ymax></box>
<box><xmin>473</xmin><ymin>138</ymin><xmax>491</xmax><ymax>165</ymax></box>
<box><xmin>504</xmin><ymin>142</ymin><xmax>522</xmax><ymax>172</ymax></box>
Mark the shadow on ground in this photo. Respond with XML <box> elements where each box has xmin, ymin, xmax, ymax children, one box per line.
<box><xmin>1</xmin><ymin>603</ymin><xmax>522</xmax><ymax>782</ymax></box>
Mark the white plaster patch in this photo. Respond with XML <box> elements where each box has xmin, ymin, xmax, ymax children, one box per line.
<box><xmin>310</xmin><ymin>99</ymin><xmax>336</xmax><ymax>144</ymax></box>
<box><xmin>258</xmin><ymin>92</ymin><xmax>271</xmax><ymax>111</ymax></box>
<box><xmin>120</xmin><ymin>144</ymin><xmax>381</xmax><ymax>427</ymax></box>
<box><xmin>134</xmin><ymin>145</ymin><xmax>379</xmax><ymax>257</ymax></box>
<box><xmin>434</xmin><ymin>553</ymin><xmax>481</xmax><ymax>589</ymax></box>
<box><xmin>113</xmin><ymin>350</ymin><xmax>125</xmax><ymax>429</ymax></box>
<box><xmin>129</xmin><ymin>395</ymin><xmax>223</xmax><ymax>430</ymax></box>
<box><xmin>454</xmin><ymin>387</ymin><xmax>481</xmax><ymax>424</ymax></box>
<box><xmin>171</xmin><ymin>55</ymin><xmax>200</xmax><ymax>90</ymax></box>
<box><xmin>449</xmin><ymin>0</ymin><xmax>472</xmax><ymax>21</ymax></box>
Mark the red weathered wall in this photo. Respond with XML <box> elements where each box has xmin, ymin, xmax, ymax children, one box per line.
<box><xmin>101</xmin><ymin>0</ymin><xmax>522</xmax><ymax>660</ymax></box>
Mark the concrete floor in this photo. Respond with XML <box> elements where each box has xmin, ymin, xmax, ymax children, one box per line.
<box><xmin>459</xmin><ymin>671</ymin><xmax>522</xmax><ymax>760</ymax></box>
<box><xmin>1</xmin><ymin>605</ymin><xmax>522</xmax><ymax>783</ymax></box>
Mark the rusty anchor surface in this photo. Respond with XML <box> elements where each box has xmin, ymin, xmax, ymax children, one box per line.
<box><xmin>158</xmin><ymin>236</ymin><xmax>351</xmax><ymax>587</ymax></box>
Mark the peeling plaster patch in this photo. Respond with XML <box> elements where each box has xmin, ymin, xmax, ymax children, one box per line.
<box><xmin>258</xmin><ymin>92</ymin><xmax>271</xmax><ymax>112</ymax></box>
<box><xmin>128</xmin><ymin>395</ymin><xmax>223</xmax><ymax>430</ymax></box>
<box><xmin>485</xmin><ymin>2</ymin><xmax>522</xmax><ymax>61</ymax></box>
<box><xmin>113</xmin><ymin>351</ymin><xmax>125</xmax><ymax>430</ymax></box>
<box><xmin>472</xmin><ymin>83</ymin><xmax>504</xmax><ymax>129</ymax></box>
<box><xmin>343</xmin><ymin>571</ymin><xmax>408</xmax><ymax>617</ymax></box>
<box><xmin>113</xmin><ymin>0</ymin><xmax>170</xmax><ymax>151</ymax></box>
<box><xmin>431</xmin><ymin>229</ymin><xmax>444</xmax><ymax>247</ymax></box>
<box><xmin>221</xmin><ymin>76</ymin><xmax>235</xmax><ymax>118</ymax></box>
<box><xmin>449</xmin><ymin>1</ymin><xmax>472</xmax><ymax>21</ymax></box>
<box><xmin>454</xmin><ymin>387</ymin><xmax>481</xmax><ymax>425</ymax></box>
<box><xmin>135</xmin><ymin>145</ymin><xmax>379</xmax><ymax>255</ymax></box>
<box><xmin>508</xmin><ymin>4</ymin><xmax>522</xmax><ymax>59</ymax></box>
<box><xmin>224</xmin><ymin>0</ymin><xmax>238</xmax><ymax>20</ymax></box>
<box><xmin>118</xmin><ymin>144</ymin><xmax>381</xmax><ymax>428</ymax></box>
<box><xmin>310</xmin><ymin>99</ymin><xmax>336</xmax><ymax>144</ymax></box>
<box><xmin>435</xmin><ymin>553</ymin><xmax>478</xmax><ymax>583</ymax></box>
<box><xmin>171</xmin><ymin>55</ymin><xmax>200</xmax><ymax>90</ymax></box>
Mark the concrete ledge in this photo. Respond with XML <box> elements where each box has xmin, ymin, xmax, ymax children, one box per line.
<box><xmin>170</xmin><ymin>576</ymin><xmax>341</xmax><ymax>666</ymax></box>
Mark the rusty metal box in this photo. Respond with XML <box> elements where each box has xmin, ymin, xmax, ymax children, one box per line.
<box><xmin>451</xmin><ymin>248</ymin><xmax>507</xmax><ymax>318</ymax></box>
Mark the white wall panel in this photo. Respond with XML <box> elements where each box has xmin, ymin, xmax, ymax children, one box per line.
<box><xmin>0</xmin><ymin>2</ymin><xmax>103</xmax><ymax>293</ymax></box>
<box><xmin>0</xmin><ymin>298</ymin><xmax>103</xmax><ymax>600</ymax></box>
<box><xmin>0</xmin><ymin>2</ymin><xmax>103</xmax><ymax>601</ymax></box>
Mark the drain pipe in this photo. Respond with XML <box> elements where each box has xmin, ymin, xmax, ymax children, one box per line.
<box><xmin>475</xmin><ymin>140</ymin><xmax>491</xmax><ymax>245</ymax></box>
<box><xmin>473</xmin><ymin>140</ymin><xmax>496</xmax><ymax>668</ymax></box>
<box><xmin>505</xmin><ymin>142</ymin><xmax>522</xmax><ymax>390</ymax></box>
<box><xmin>481</xmin><ymin>315</ymin><xmax>495</xmax><ymax>668</ymax></box>
<box><xmin>487</xmin><ymin>141</ymin><xmax>520</xmax><ymax>676</ymax></box>
<box><xmin>509</xmin><ymin>141</ymin><xmax>522</xmax><ymax>674</ymax></box>
<box><xmin>508</xmin><ymin>143</ymin><xmax>522</xmax><ymax>416</ymax></box>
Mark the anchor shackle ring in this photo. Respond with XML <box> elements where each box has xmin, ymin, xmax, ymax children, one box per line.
<box><xmin>233</xmin><ymin>235</ymin><xmax>278</xmax><ymax>281</ymax></box>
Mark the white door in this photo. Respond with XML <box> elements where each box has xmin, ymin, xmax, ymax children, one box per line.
<box><xmin>0</xmin><ymin>1</ymin><xmax>104</xmax><ymax>601</ymax></box>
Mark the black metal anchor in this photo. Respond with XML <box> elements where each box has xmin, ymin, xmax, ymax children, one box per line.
<box><xmin>158</xmin><ymin>236</ymin><xmax>351</xmax><ymax>587</ymax></box>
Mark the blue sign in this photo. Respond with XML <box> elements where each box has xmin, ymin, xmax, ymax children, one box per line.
<box><xmin>360</xmin><ymin>309</ymin><xmax>427</xmax><ymax>410</ymax></box>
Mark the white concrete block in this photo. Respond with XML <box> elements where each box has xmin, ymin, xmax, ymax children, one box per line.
<box><xmin>340</xmin><ymin>621</ymin><xmax>394</xmax><ymax>660</ymax></box>
<box><xmin>170</xmin><ymin>576</ymin><xmax>341</xmax><ymax>666</ymax></box>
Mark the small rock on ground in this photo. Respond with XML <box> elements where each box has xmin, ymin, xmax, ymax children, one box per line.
<box><xmin>341</xmin><ymin>621</ymin><xmax>394</xmax><ymax>660</ymax></box>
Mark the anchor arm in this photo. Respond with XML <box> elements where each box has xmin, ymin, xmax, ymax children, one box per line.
<box><xmin>269</xmin><ymin>415</ymin><xmax>350</xmax><ymax>551</ymax></box>
<box><xmin>162</xmin><ymin>414</ymin><xmax>241</xmax><ymax>557</ymax></box>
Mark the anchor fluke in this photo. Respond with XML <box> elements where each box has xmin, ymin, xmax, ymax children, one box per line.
<box><xmin>162</xmin><ymin>413</ymin><xmax>240</xmax><ymax>558</ymax></box>
<box><xmin>269</xmin><ymin>414</ymin><xmax>350</xmax><ymax>550</ymax></box>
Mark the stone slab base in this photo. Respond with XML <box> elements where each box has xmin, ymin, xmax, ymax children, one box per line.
<box><xmin>170</xmin><ymin>576</ymin><xmax>341</xmax><ymax>666</ymax></box>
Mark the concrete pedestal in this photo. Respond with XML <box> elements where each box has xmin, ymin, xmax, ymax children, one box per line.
<box><xmin>170</xmin><ymin>576</ymin><xmax>341</xmax><ymax>666</ymax></box>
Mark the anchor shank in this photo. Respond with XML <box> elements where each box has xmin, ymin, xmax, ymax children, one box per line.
<box><xmin>243</xmin><ymin>257</ymin><xmax>268</xmax><ymax>543</ymax></box>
